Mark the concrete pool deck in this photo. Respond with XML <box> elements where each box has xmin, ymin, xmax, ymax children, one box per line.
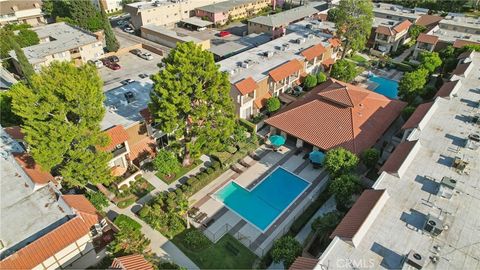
<box><xmin>190</xmin><ymin>144</ymin><xmax>330</xmax><ymax>256</ymax></box>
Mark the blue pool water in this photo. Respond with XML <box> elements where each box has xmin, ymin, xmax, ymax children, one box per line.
<box><xmin>368</xmin><ymin>76</ymin><xmax>399</xmax><ymax>99</ymax></box>
<box><xmin>215</xmin><ymin>167</ymin><xmax>309</xmax><ymax>231</ymax></box>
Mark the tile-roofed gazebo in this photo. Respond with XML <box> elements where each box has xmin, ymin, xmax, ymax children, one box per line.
<box><xmin>111</xmin><ymin>254</ymin><xmax>154</xmax><ymax>270</ymax></box>
<box><xmin>265</xmin><ymin>79</ymin><xmax>406</xmax><ymax>153</ymax></box>
<box><xmin>330</xmin><ymin>189</ymin><xmax>388</xmax><ymax>247</ymax></box>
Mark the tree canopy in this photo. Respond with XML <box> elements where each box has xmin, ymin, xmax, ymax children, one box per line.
<box><xmin>329</xmin><ymin>173</ymin><xmax>361</xmax><ymax>208</ymax></box>
<box><xmin>316</xmin><ymin>71</ymin><xmax>327</xmax><ymax>83</ymax></box>
<box><xmin>330</xmin><ymin>59</ymin><xmax>358</xmax><ymax>82</ymax></box>
<box><xmin>100</xmin><ymin>2</ymin><xmax>120</xmax><ymax>52</ymax></box>
<box><xmin>69</xmin><ymin>0</ymin><xmax>104</xmax><ymax>31</ymax></box>
<box><xmin>0</xmin><ymin>24</ymin><xmax>39</xmax><ymax>59</ymax></box>
<box><xmin>153</xmin><ymin>149</ymin><xmax>181</xmax><ymax>177</ymax></box>
<box><xmin>311</xmin><ymin>211</ymin><xmax>343</xmax><ymax>233</ymax></box>
<box><xmin>331</xmin><ymin>0</ymin><xmax>373</xmax><ymax>58</ymax></box>
<box><xmin>303</xmin><ymin>74</ymin><xmax>317</xmax><ymax>89</ymax></box>
<box><xmin>108</xmin><ymin>225</ymin><xmax>150</xmax><ymax>256</ymax></box>
<box><xmin>398</xmin><ymin>68</ymin><xmax>429</xmax><ymax>101</ymax></box>
<box><xmin>9</xmin><ymin>61</ymin><xmax>113</xmax><ymax>188</ymax></box>
<box><xmin>9</xmin><ymin>36</ymin><xmax>35</xmax><ymax>83</ymax></box>
<box><xmin>0</xmin><ymin>92</ymin><xmax>23</xmax><ymax>127</ymax></box>
<box><xmin>149</xmin><ymin>42</ymin><xmax>236</xmax><ymax>166</ymax></box>
<box><xmin>419</xmin><ymin>51</ymin><xmax>442</xmax><ymax>74</ymax></box>
<box><xmin>271</xmin><ymin>236</ymin><xmax>303</xmax><ymax>268</ymax></box>
<box><xmin>408</xmin><ymin>25</ymin><xmax>426</xmax><ymax>41</ymax></box>
<box><xmin>361</xmin><ymin>148</ymin><xmax>380</xmax><ymax>169</ymax></box>
<box><xmin>266</xmin><ymin>96</ymin><xmax>281</xmax><ymax>113</ymax></box>
<box><xmin>324</xmin><ymin>147</ymin><xmax>359</xmax><ymax>177</ymax></box>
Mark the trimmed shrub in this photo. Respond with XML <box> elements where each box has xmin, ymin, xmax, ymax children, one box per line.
<box><xmin>303</xmin><ymin>74</ymin><xmax>317</xmax><ymax>89</ymax></box>
<box><xmin>266</xmin><ymin>96</ymin><xmax>281</xmax><ymax>113</ymax></box>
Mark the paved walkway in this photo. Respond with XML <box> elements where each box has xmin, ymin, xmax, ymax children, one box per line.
<box><xmin>108</xmin><ymin>204</ymin><xmax>199</xmax><ymax>269</ymax></box>
<box><xmin>393</xmin><ymin>46</ymin><xmax>414</xmax><ymax>63</ymax></box>
<box><xmin>294</xmin><ymin>196</ymin><xmax>336</xmax><ymax>244</ymax></box>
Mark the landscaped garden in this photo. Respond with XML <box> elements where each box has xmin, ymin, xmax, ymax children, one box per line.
<box><xmin>109</xmin><ymin>177</ymin><xmax>154</xmax><ymax>208</ymax></box>
<box><xmin>172</xmin><ymin>229</ymin><xmax>257</xmax><ymax>269</ymax></box>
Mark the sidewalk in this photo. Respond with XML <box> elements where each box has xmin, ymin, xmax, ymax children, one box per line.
<box><xmin>295</xmin><ymin>196</ymin><xmax>336</xmax><ymax>244</ymax></box>
<box><xmin>108</xmin><ymin>204</ymin><xmax>199</xmax><ymax>269</ymax></box>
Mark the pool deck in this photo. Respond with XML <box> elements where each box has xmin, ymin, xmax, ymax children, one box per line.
<box><xmin>190</xmin><ymin>144</ymin><xmax>329</xmax><ymax>256</ymax></box>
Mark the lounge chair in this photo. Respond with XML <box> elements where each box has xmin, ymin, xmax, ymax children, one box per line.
<box><xmin>239</xmin><ymin>160</ymin><xmax>251</xmax><ymax>168</ymax></box>
<box><xmin>249</xmin><ymin>152</ymin><xmax>261</xmax><ymax>161</ymax></box>
<box><xmin>230</xmin><ymin>164</ymin><xmax>244</xmax><ymax>174</ymax></box>
<box><xmin>194</xmin><ymin>212</ymin><xmax>207</xmax><ymax>223</ymax></box>
<box><xmin>188</xmin><ymin>207</ymin><xmax>199</xmax><ymax>218</ymax></box>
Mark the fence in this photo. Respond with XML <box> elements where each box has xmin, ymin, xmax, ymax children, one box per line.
<box><xmin>203</xmin><ymin>223</ymin><xmax>231</xmax><ymax>243</ymax></box>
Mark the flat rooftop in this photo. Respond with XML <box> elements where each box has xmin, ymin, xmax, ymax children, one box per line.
<box><xmin>372</xmin><ymin>2</ymin><xmax>428</xmax><ymax>21</ymax></box>
<box><xmin>318</xmin><ymin>53</ymin><xmax>480</xmax><ymax>269</ymax></box>
<box><xmin>101</xmin><ymin>81</ymin><xmax>153</xmax><ymax>130</ymax></box>
<box><xmin>180</xmin><ymin>16</ymin><xmax>213</xmax><ymax>27</ymax></box>
<box><xmin>373</xmin><ymin>16</ymin><xmax>403</xmax><ymax>28</ymax></box>
<box><xmin>429</xmin><ymin>26</ymin><xmax>480</xmax><ymax>43</ymax></box>
<box><xmin>196</xmin><ymin>0</ymin><xmax>260</xmax><ymax>13</ymax></box>
<box><xmin>142</xmin><ymin>24</ymin><xmax>203</xmax><ymax>43</ymax></box>
<box><xmin>248</xmin><ymin>2</ymin><xmax>327</xmax><ymax>27</ymax></box>
<box><xmin>0</xmin><ymin>129</ymin><xmax>72</xmax><ymax>257</ymax></box>
<box><xmin>126</xmin><ymin>0</ymin><xmax>228</xmax><ymax>10</ymax></box>
<box><xmin>218</xmin><ymin>19</ymin><xmax>333</xmax><ymax>83</ymax></box>
<box><xmin>209</xmin><ymin>33</ymin><xmax>271</xmax><ymax>58</ymax></box>
<box><xmin>10</xmin><ymin>22</ymin><xmax>98</xmax><ymax>65</ymax></box>
<box><xmin>440</xmin><ymin>14</ymin><xmax>480</xmax><ymax>30</ymax></box>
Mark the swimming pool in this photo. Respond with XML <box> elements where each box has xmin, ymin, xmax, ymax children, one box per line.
<box><xmin>214</xmin><ymin>167</ymin><xmax>310</xmax><ymax>231</ymax></box>
<box><xmin>368</xmin><ymin>76</ymin><xmax>399</xmax><ymax>99</ymax></box>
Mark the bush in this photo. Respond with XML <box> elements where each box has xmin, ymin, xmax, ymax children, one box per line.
<box><xmin>226</xmin><ymin>145</ymin><xmax>237</xmax><ymax>154</ymax></box>
<box><xmin>421</xmin><ymin>85</ymin><xmax>437</xmax><ymax>100</ymax></box>
<box><xmin>114</xmin><ymin>214</ymin><xmax>142</xmax><ymax>231</ymax></box>
<box><xmin>324</xmin><ymin>147</ymin><xmax>359</xmax><ymax>177</ymax></box>
<box><xmin>271</xmin><ymin>236</ymin><xmax>303</xmax><ymax>268</ymax></box>
<box><xmin>394</xmin><ymin>62</ymin><xmax>414</xmax><ymax>72</ymax></box>
<box><xmin>183</xmin><ymin>229</ymin><xmax>211</xmax><ymax>250</ymax></box>
<box><xmin>153</xmin><ymin>149</ymin><xmax>181</xmax><ymax>177</ymax></box>
<box><xmin>316</xmin><ymin>71</ymin><xmax>327</xmax><ymax>83</ymax></box>
<box><xmin>86</xmin><ymin>190</ymin><xmax>109</xmax><ymax>211</ymax></box>
<box><xmin>239</xmin><ymin>118</ymin><xmax>256</xmax><ymax>133</ymax></box>
<box><xmin>361</xmin><ymin>148</ymin><xmax>380</xmax><ymax>169</ymax></box>
<box><xmin>303</xmin><ymin>74</ymin><xmax>317</xmax><ymax>89</ymax></box>
<box><xmin>211</xmin><ymin>160</ymin><xmax>221</xmax><ymax>170</ymax></box>
<box><xmin>329</xmin><ymin>174</ymin><xmax>362</xmax><ymax>209</ymax></box>
<box><xmin>402</xmin><ymin>106</ymin><xmax>416</xmax><ymax>120</ymax></box>
<box><xmin>266</xmin><ymin>96</ymin><xmax>281</xmax><ymax>113</ymax></box>
<box><xmin>206</xmin><ymin>167</ymin><xmax>214</xmax><ymax>174</ymax></box>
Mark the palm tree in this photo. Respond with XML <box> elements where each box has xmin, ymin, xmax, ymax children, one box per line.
<box><xmin>177</xmin><ymin>195</ymin><xmax>190</xmax><ymax>229</ymax></box>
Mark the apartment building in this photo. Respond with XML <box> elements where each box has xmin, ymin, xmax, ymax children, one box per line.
<box><xmin>372</xmin><ymin>2</ymin><xmax>428</xmax><ymax>23</ymax></box>
<box><xmin>195</xmin><ymin>0</ymin><xmax>270</xmax><ymax>25</ymax></box>
<box><xmin>0</xmin><ymin>129</ymin><xmax>111</xmax><ymax>270</ymax></box>
<box><xmin>247</xmin><ymin>2</ymin><xmax>328</xmax><ymax>38</ymax></box>
<box><xmin>412</xmin><ymin>33</ymin><xmax>439</xmax><ymax>59</ymax></box>
<box><xmin>219</xmin><ymin>20</ymin><xmax>340</xmax><ymax>119</ymax></box>
<box><xmin>0</xmin><ymin>0</ymin><xmax>45</xmax><ymax>26</ymax></box>
<box><xmin>141</xmin><ymin>24</ymin><xmax>211</xmax><ymax>50</ymax></box>
<box><xmin>124</xmin><ymin>0</ymin><xmax>228</xmax><ymax>29</ymax></box>
<box><xmin>290</xmin><ymin>52</ymin><xmax>480</xmax><ymax>270</ymax></box>
<box><xmin>426</xmin><ymin>14</ymin><xmax>480</xmax><ymax>50</ymax></box>
<box><xmin>9</xmin><ymin>22</ymin><xmax>104</xmax><ymax>74</ymax></box>
<box><xmin>370</xmin><ymin>18</ymin><xmax>412</xmax><ymax>56</ymax></box>
<box><xmin>91</xmin><ymin>0</ymin><xmax>122</xmax><ymax>13</ymax></box>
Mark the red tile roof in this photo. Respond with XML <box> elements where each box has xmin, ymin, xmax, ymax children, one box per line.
<box><xmin>269</xmin><ymin>59</ymin><xmax>303</xmax><ymax>82</ymax></box>
<box><xmin>435</xmin><ymin>80</ymin><xmax>460</xmax><ymax>98</ymax></box>
<box><xmin>380</xmin><ymin>141</ymin><xmax>417</xmax><ymax>174</ymax></box>
<box><xmin>322</xmin><ymin>57</ymin><xmax>335</xmax><ymax>66</ymax></box>
<box><xmin>62</xmin><ymin>194</ymin><xmax>98</xmax><ymax>215</ymax></box>
<box><xmin>453</xmin><ymin>39</ymin><xmax>480</xmax><ymax>48</ymax></box>
<box><xmin>128</xmin><ymin>136</ymin><xmax>156</xmax><ymax>165</ymax></box>
<box><xmin>0</xmin><ymin>196</ymin><xmax>99</xmax><ymax>270</ymax></box>
<box><xmin>457</xmin><ymin>50</ymin><xmax>474</xmax><ymax>60</ymax></box>
<box><xmin>289</xmin><ymin>257</ymin><xmax>319</xmax><ymax>270</ymax></box>
<box><xmin>330</xmin><ymin>189</ymin><xmax>386</xmax><ymax>240</ymax></box>
<box><xmin>416</xmin><ymin>15</ymin><xmax>442</xmax><ymax>27</ymax></box>
<box><xmin>254</xmin><ymin>91</ymin><xmax>272</xmax><ymax>109</ymax></box>
<box><xmin>265</xmin><ymin>79</ymin><xmax>406</xmax><ymax>153</ymax></box>
<box><xmin>13</xmin><ymin>152</ymin><xmax>54</xmax><ymax>185</ymax></box>
<box><xmin>301</xmin><ymin>44</ymin><xmax>327</xmax><ymax>61</ymax></box>
<box><xmin>234</xmin><ymin>77</ymin><xmax>258</xmax><ymax>95</ymax></box>
<box><xmin>4</xmin><ymin>126</ymin><xmax>25</xmax><ymax>140</ymax></box>
<box><xmin>452</xmin><ymin>62</ymin><xmax>472</xmax><ymax>76</ymax></box>
<box><xmin>317</xmin><ymin>13</ymin><xmax>327</xmax><ymax>22</ymax></box>
<box><xmin>401</xmin><ymin>101</ymin><xmax>434</xmax><ymax>130</ymax></box>
<box><xmin>417</xmin><ymin>33</ymin><xmax>439</xmax><ymax>45</ymax></box>
<box><xmin>328</xmin><ymin>37</ymin><xmax>341</xmax><ymax>47</ymax></box>
<box><xmin>393</xmin><ymin>20</ymin><xmax>412</xmax><ymax>33</ymax></box>
<box><xmin>376</xmin><ymin>25</ymin><xmax>394</xmax><ymax>36</ymax></box>
<box><xmin>101</xmin><ymin>125</ymin><xmax>129</xmax><ymax>152</ymax></box>
<box><xmin>111</xmin><ymin>254</ymin><xmax>154</xmax><ymax>270</ymax></box>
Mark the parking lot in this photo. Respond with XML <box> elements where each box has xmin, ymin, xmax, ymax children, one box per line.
<box><xmin>98</xmin><ymin>50</ymin><xmax>163</xmax><ymax>91</ymax></box>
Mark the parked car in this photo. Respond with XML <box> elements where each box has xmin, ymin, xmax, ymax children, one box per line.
<box><xmin>106</xmin><ymin>62</ymin><xmax>121</xmax><ymax>70</ymax></box>
<box><xmin>116</xmin><ymin>20</ymin><xmax>127</xmax><ymax>26</ymax></box>
<box><xmin>108</xmin><ymin>55</ymin><xmax>119</xmax><ymax>63</ymax></box>
<box><xmin>100</xmin><ymin>58</ymin><xmax>110</xmax><ymax>65</ymax></box>
<box><xmin>140</xmin><ymin>52</ymin><xmax>153</xmax><ymax>60</ymax></box>
<box><xmin>138</xmin><ymin>73</ymin><xmax>149</xmax><ymax>79</ymax></box>
<box><xmin>123</xmin><ymin>26</ymin><xmax>134</xmax><ymax>34</ymax></box>
<box><xmin>88</xmin><ymin>59</ymin><xmax>103</xmax><ymax>68</ymax></box>
<box><xmin>130</xmin><ymin>49</ymin><xmax>142</xmax><ymax>56</ymax></box>
<box><xmin>120</xmin><ymin>79</ymin><xmax>135</xmax><ymax>85</ymax></box>
<box><xmin>218</xmin><ymin>31</ymin><xmax>230</xmax><ymax>37</ymax></box>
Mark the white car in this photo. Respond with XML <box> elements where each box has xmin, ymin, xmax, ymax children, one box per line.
<box><xmin>140</xmin><ymin>52</ymin><xmax>153</xmax><ymax>60</ymax></box>
<box><xmin>88</xmin><ymin>59</ymin><xmax>103</xmax><ymax>69</ymax></box>
<box><xmin>123</xmin><ymin>27</ymin><xmax>134</xmax><ymax>34</ymax></box>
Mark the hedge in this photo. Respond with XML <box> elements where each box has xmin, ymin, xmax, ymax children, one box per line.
<box><xmin>393</xmin><ymin>62</ymin><xmax>414</xmax><ymax>72</ymax></box>
<box><xmin>239</xmin><ymin>118</ymin><xmax>256</xmax><ymax>133</ymax></box>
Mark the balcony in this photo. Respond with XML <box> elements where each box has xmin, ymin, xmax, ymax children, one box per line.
<box><xmin>111</xmin><ymin>145</ymin><xmax>128</xmax><ymax>157</ymax></box>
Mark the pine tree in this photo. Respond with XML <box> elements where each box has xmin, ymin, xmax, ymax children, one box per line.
<box><xmin>100</xmin><ymin>2</ymin><xmax>120</xmax><ymax>52</ymax></box>
<box><xmin>9</xmin><ymin>61</ymin><xmax>113</xmax><ymax>188</ymax></box>
<box><xmin>149</xmin><ymin>42</ymin><xmax>236</xmax><ymax>166</ymax></box>
<box><xmin>9</xmin><ymin>36</ymin><xmax>35</xmax><ymax>83</ymax></box>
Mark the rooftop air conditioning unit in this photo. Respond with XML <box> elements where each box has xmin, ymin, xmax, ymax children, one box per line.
<box><xmin>297</xmin><ymin>38</ymin><xmax>306</xmax><ymax>44</ymax></box>
<box><xmin>264</xmin><ymin>51</ymin><xmax>274</xmax><ymax>57</ymax></box>
<box><xmin>307</xmin><ymin>34</ymin><xmax>314</xmax><ymax>39</ymax></box>
<box><xmin>241</xmin><ymin>62</ymin><xmax>249</xmax><ymax>68</ymax></box>
<box><xmin>405</xmin><ymin>250</ymin><xmax>426</xmax><ymax>269</ymax></box>
<box><xmin>423</xmin><ymin>214</ymin><xmax>443</xmax><ymax>236</ymax></box>
<box><xmin>390</xmin><ymin>6</ymin><xmax>397</xmax><ymax>11</ymax></box>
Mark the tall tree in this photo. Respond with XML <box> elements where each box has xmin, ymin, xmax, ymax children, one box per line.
<box><xmin>9</xmin><ymin>61</ymin><xmax>113</xmax><ymax>188</ymax></box>
<box><xmin>398</xmin><ymin>68</ymin><xmax>428</xmax><ymax>101</ymax></box>
<box><xmin>100</xmin><ymin>1</ymin><xmax>120</xmax><ymax>52</ymax></box>
<box><xmin>329</xmin><ymin>173</ymin><xmax>361</xmax><ymax>208</ymax></box>
<box><xmin>330</xmin><ymin>59</ymin><xmax>358</xmax><ymax>82</ymax></box>
<box><xmin>332</xmin><ymin>0</ymin><xmax>373</xmax><ymax>58</ymax></box>
<box><xmin>69</xmin><ymin>0</ymin><xmax>103</xmax><ymax>31</ymax></box>
<box><xmin>419</xmin><ymin>51</ymin><xmax>442</xmax><ymax>74</ymax></box>
<box><xmin>9</xmin><ymin>36</ymin><xmax>35</xmax><ymax>83</ymax></box>
<box><xmin>324</xmin><ymin>147</ymin><xmax>359</xmax><ymax>177</ymax></box>
<box><xmin>149</xmin><ymin>42</ymin><xmax>236</xmax><ymax>166</ymax></box>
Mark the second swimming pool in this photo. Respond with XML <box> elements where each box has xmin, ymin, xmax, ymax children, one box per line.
<box><xmin>214</xmin><ymin>167</ymin><xmax>309</xmax><ymax>231</ymax></box>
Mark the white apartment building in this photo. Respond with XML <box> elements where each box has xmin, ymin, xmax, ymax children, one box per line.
<box><xmin>0</xmin><ymin>0</ymin><xmax>45</xmax><ymax>26</ymax></box>
<box><xmin>124</xmin><ymin>0</ymin><xmax>228</xmax><ymax>29</ymax></box>
<box><xmin>91</xmin><ymin>0</ymin><xmax>123</xmax><ymax>13</ymax></box>
<box><xmin>9</xmin><ymin>22</ymin><xmax>104</xmax><ymax>74</ymax></box>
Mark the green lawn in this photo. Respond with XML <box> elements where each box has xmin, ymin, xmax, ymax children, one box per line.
<box><xmin>348</xmin><ymin>54</ymin><xmax>367</xmax><ymax>63</ymax></box>
<box><xmin>172</xmin><ymin>230</ymin><xmax>257</xmax><ymax>269</ymax></box>
<box><xmin>156</xmin><ymin>159</ymin><xmax>201</xmax><ymax>184</ymax></box>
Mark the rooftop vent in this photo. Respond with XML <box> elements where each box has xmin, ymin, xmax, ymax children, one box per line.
<box><xmin>264</xmin><ymin>51</ymin><xmax>274</xmax><ymax>58</ymax></box>
<box><xmin>405</xmin><ymin>250</ymin><xmax>426</xmax><ymax>269</ymax></box>
<box><xmin>296</xmin><ymin>37</ymin><xmax>306</xmax><ymax>44</ymax></box>
<box><xmin>423</xmin><ymin>214</ymin><xmax>444</xmax><ymax>236</ymax></box>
